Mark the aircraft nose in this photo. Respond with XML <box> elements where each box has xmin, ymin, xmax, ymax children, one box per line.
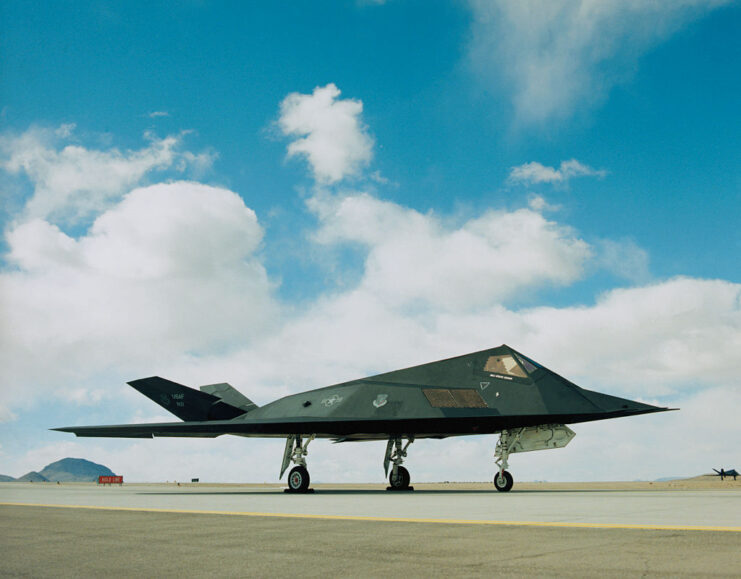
<box><xmin>579</xmin><ymin>388</ymin><xmax>669</xmax><ymax>417</ymax></box>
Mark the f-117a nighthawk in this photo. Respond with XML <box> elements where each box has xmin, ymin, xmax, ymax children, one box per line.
<box><xmin>712</xmin><ymin>468</ymin><xmax>739</xmax><ymax>480</ymax></box>
<box><xmin>55</xmin><ymin>345</ymin><xmax>671</xmax><ymax>492</ymax></box>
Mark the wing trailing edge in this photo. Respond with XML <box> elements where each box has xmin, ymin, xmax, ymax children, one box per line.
<box><xmin>51</xmin><ymin>422</ymin><xmax>225</xmax><ymax>438</ymax></box>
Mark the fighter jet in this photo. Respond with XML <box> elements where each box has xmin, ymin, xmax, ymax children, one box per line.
<box><xmin>54</xmin><ymin>344</ymin><xmax>672</xmax><ymax>492</ymax></box>
<box><xmin>713</xmin><ymin>468</ymin><xmax>739</xmax><ymax>480</ymax></box>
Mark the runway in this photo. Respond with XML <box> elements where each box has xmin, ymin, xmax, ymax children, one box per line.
<box><xmin>2</xmin><ymin>480</ymin><xmax>740</xmax><ymax>530</ymax></box>
<box><xmin>2</xmin><ymin>481</ymin><xmax>740</xmax><ymax>577</ymax></box>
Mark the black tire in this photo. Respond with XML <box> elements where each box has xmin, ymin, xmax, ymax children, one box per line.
<box><xmin>389</xmin><ymin>466</ymin><xmax>411</xmax><ymax>490</ymax></box>
<box><xmin>493</xmin><ymin>470</ymin><xmax>514</xmax><ymax>492</ymax></box>
<box><xmin>288</xmin><ymin>466</ymin><xmax>310</xmax><ymax>492</ymax></box>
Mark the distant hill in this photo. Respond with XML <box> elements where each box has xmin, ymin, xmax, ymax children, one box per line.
<box><xmin>38</xmin><ymin>458</ymin><xmax>116</xmax><ymax>482</ymax></box>
<box><xmin>2</xmin><ymin>458</ymin><xmax>116</xmax><ymax>483</ymax></box>
<box><xmin>17</xmin><ymin>471</ymin><xmax>49</xmax><ymax>482</ymax></box>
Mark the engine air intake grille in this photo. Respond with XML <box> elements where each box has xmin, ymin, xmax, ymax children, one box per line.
<box><xmin>423</xmin><ymin>388</ymin><xmax>488</xmax><ymax>408</ymax></box>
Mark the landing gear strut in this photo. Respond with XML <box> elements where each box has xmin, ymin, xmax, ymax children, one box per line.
<box><xmin>493</xmin><ymin>429</ymin><xmax>521</xmax><ymax>492</ymax></box>
<box><xmin>281</xmin><ymin>434</ymin><xmax>315</xmax><ymax>493</ymax></box>
<box><xmin>385</xmin><ymin>436</ymin><xmax>414</xmax><ymax>491</ymax></box>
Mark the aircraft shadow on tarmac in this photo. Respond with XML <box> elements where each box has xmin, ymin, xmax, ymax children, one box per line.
<box><xmin>136</xmin><ymin>488</ymin><xmax>644</xmax><ymax>496</ymax></box>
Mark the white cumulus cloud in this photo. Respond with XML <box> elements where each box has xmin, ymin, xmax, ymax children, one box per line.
<box><xmin>0</xmin><ymin>181</ymin><xmax>277</xmax><ymax>414</ymax></box>
<box><xmin>308</xmin><ymin>192</ymin><xmax>591</xmax><ymax>311</ymax></box>
<box><xmin>593</xmin><ymin>238</ymin><xmax>651</xmax><ymax>283</ymax></box>
<box><xmin>0</xmin><ymin>125</ymin><xmax>216</xmax><ymax>224</ymax></box>
<box><xmin>468</xmin><ymin>0</ymin><xmax>732</xmax><ymax>125</ymax></box>
<box><xmin>509</xmin><ymin>159</ymin><xmax>607</xmax><ymax>185</ymax></box>
<box><xmin>513</xmin><ymin>277</ymin><xmax>741</xmax><ymax>395</ymax></box>
<box><xmin>278</xmin><ymin>84</ymin><xmax>374</xmax><ymax>184</ymax></box>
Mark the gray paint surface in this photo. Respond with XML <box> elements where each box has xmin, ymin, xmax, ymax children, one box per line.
<box><xmin>2</xmin><ymin>482</ymin><xmax>740</xmax><ymax>528</ymax></box>
<box><xmin>2</xmin><ymin>496</ymin><xmax>740</xmax><ymax>578</ymax></box>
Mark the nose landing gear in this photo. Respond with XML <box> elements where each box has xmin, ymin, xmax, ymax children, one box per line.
<box><xmin>492</xmin><ymin>425</ymin><xmax>576</xmax><ymax>492</ymax></box>
<box><xmin>494</xmin><ymin>469</ymin><xmax>514</xmax><ymax>492</ymax></box>
<box><xmin>493</xmin><ymin>428</ymin><xmax>520</xmax><ymax>492</ymax></box>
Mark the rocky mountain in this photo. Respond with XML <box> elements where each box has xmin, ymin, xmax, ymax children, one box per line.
<box><xmin>39</xmin><ymin>458</ymin><xmax>116</xmax><ymax>482</ymax></box>
<box><xmin>2</xmin><ymin>458</ymin><xmax>116</xmax><ymax>482</ymax></box>
<box><xmin>17</xmin><ymin>471</ymin><xmax>49</xmax><ymax>482</ymax></box>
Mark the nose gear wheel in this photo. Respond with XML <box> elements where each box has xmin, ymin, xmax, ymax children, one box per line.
<box><xmin>494</xmin><ymin>469</ymin><xmax>513</xmax><ymax>492</ymax></box>
<box><xmin>494</xmin><ymin>429</ymin><xmax>521</xmax><ymax>492</ymax></box>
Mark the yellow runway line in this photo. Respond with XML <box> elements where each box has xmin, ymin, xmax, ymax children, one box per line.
<box><xmin>2</xmin><ymin>502</ymin><xmax>740</xmax><ymax>532</ymax></box>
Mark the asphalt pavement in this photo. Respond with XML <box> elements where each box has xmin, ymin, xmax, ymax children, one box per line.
<box><xmin>1</xmin><ymin>482</ymin><xmax>740</xmax><ymax>577</ymax></box>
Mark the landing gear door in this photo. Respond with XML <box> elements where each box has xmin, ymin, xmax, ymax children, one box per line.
<box><xmin>500</xmin><ymin>424</ymin><xmax>575</xmax><ymax>455</ymax></box>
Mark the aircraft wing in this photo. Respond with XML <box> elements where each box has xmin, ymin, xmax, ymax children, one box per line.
<box><xmin>52</xmin><ymin>422</ymin><xmax>227</xmax><ymax>438</ymax></box>
<box><xmin>52</xmin><ymin>417</ymin><xmax>459</xmax><ymax>440</ymax></box>
<box><xmin>53</xmin><ymin>405</ymin><xmax>670</xmax><ymax>441</ymax></box>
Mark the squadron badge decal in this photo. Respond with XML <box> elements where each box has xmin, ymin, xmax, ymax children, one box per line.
<box><xmin>373</xmin><ymin>394</ymin><xmax>388</xmax><ymax>408</ymax></box>
<box><xmin>321</xmin><ymin>394</ymin><xmax>343</xmax><ymax>408</ymax></box>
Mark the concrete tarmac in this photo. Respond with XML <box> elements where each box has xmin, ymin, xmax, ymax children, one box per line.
<box><xmin>2</xmin><ymin>482</ymin><xmax>740</xmax><ymax>577</ymax></box>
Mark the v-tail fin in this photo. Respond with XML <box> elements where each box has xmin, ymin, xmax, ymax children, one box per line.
<box><xmin>199</xmin><ymin>382</ymin><xmax>258</xmax><ymax>412</ymax></box>
<box><xmin>128</xmin><ymin>377</ymin><xmax>248</xmax><ymax>422</ymax></box>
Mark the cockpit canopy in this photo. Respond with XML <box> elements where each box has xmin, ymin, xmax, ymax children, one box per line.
<box><xmin>483</xmin><ymin>351</ymin><xmax>541</xmax><ymax>378</ymax></box>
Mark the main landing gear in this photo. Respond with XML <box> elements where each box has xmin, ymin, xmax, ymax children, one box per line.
<box><xmin>281</xmin><ymin>434</ymin><xmax>416</xmax><ymax>492</ymax></box>
<box><xmin>493</xmin><ymin>429</ymin><xmax>519</xmax><ymax>492</ymax></box>
<box><xmin>385</xmin><ymin>436</ymin><xmax>414</xmax><ymax>491</ymax></box>
<box><xmin>281</xmin><ymin>434</ymin><xmax>315</xmax><ymax>493</ymax></box>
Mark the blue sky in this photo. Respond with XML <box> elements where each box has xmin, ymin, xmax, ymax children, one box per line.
<box><xmin>1</xmin><ymin>1</ymin><xmax>739</xmax><ymax>482</ymax></box>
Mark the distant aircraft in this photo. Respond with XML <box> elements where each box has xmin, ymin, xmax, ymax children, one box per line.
<box><xmin>54</xmin><ymin>345</ymin><xmax>672</xmax><ymax>493</ymax></box>
<box><xmin>713</xmin><ymin>468</ymin><xmax>739</xmax><ymax>480</ymax></box>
